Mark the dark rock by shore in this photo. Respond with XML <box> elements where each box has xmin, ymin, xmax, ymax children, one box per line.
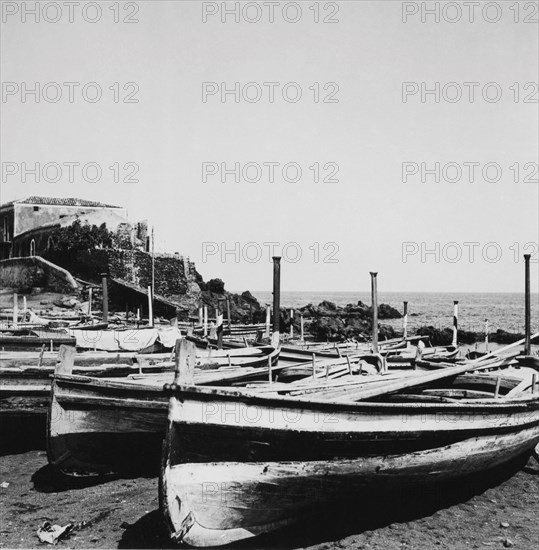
<box><xmin>415</xmin><ymin>326</ymin><xmax>526</xmax><ymax>346</ymax></box>
<box><xmin>287</xmin><ymin>300</ymin><xmax>400</xmax><ymax>342</ymax></box>
<box><xmin>196</xmin><ymin>281</ymin><xmax>265</xmax><ymax>324</ymax></box>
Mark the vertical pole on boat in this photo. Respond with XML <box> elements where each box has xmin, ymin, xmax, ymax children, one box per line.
<box><xmin>57</xmin><ymin>345</ymin><xmax>76</xmax><ymax>375</ymax></box>
<box><xmin>88</xmin><ymin>287</ymin><xmax>93</xmax><ymax>317</ymax></box>
<box><xmin>370</xmin><ymin>272</ymin><xmax>379</xmax><ymax>354</ymax></box>
<box><xmin>451</xmin><ymin>300</ymin><xmax>459</xmax><ymax>347</ymax></box>
<box><xmin>198</xmin><ymin>305</ymin><xmax>203</xmax><ymax>327</ymax></box>
<box><xmin>101</xmin><ymin>274</ymin><xmax>108</xmax><ymax>323</ymax></box>
<box><xmin>272</xmin><ymin>256</ymin><xmax>281</xmax><ymax>347</ymax></box>
<box><xmin>12</xmin><ymin>293</ymin><xmax>18</xmax><ymax>329</ymax></box>
<box><xmin>289</xmin><ymin>309</ymin><xmax>294</xmax><ymax>339</ymax></box>
<box><xmin>173</xmin><ymin>338</ymin><xmax>196</xmax><ymax>386</ymax></box>
<box><xmin>524</xmin><ymin>254</ymin><xmax>531</xmax><ymax>355</ymax></box>
<box><xmin>216</xmin><ymin>302</ymin><xmax>223</xmax><ymax>349</ymax></box>
<box><xmin>484</xmin><ymin>319</ymin><xmax>489</xmax><ymax>354</ymax></box>
<box><xmin>203</xmin><ymin>305</ymin><xmax>208</xmax><ymax>337</ymax></box>
<box><xmin>147</xmin><ymin>285</ymin><xmax>154</xmax><ymax>328</ymax></box>
<box><xmin>300</xmin><ymin>314</ymin><xmax>304</xmax><ymax>342</ymax></box>
<box><xmin>22</xmin><ymin>296</ymin><xmax>27</xmax><ymax>317</ymax></box>
<box><xmin>403</xmin><ymin>301</ymin><xmax>408</xmax><ymax>339</ymax></box>
<box><xmin>226</xmin><ymin>296</ymin><xmax>232</xmax><ymax>331</ymax></box>
<box><xmin>494</xmin><ymin>376</ymin><xmax>501</xmax><ymax>399</ymax></box>
<box><xmin>265</xmin><ymin>305</ymin><xmax>271</xmax><ymax>337</ymax></box>
<box><xmin>268</xmin><ymin>355</ymin><xmax>272</xmax><ymax>384</ymax></box>
<box><xmin>346</xmin><ymin>355</ymin><xmax>352</xmax><ymax>375</ymax></box>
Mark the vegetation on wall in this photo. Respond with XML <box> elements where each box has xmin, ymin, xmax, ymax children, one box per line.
<box><xmin>48</xmin><ymin>220</ymin><xmax>113</xmax><ymax>255</ymax></box>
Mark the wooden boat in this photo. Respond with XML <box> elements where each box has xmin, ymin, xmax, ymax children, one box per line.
<box><xmin>160</xmin><ymin>336</ymin><xmax>539</xmax><ymax>547</ymax></box>
<box><xmin>516</xmin><ymin>354</ymin><xmax>539</xmax><ymax>370</ymax></box>
<box><xmin>0</xmin><ymin>331</ymin><xmax>76</xmax><ymax>351</ymax></box>
<box><xmin>47</xmin><ymin>371</ymin><xmax>171</xmax><ymax>475</ymax></box>
<box><xmin>186</xmin><ymin>335</ymin><xmax>250</xmax><ymax>349</ymax></box>
<box><xmin>0</xmin><ymin>347</ymin><xmax>169</xmax><ymax>449</ymax></box>
<box><xmin>68</xmin><ymin>321</ymin><xmax>109</xmax><ymax>331</ymax></box>
<box><xmin>285</xmin><ymin>338</ymin><xmax>407</xmax><ymax>356</ymax></box>
<box><xmin>0</xmin><ymin>349</ymin><xmax>135</xmax><ymax>368</ymax></box>
<box><xmin>136</xmin><ymin>345</ymin><xmax>280</xmax><ymax>370</ymax></box>
<box><xmin>416</xmin><ymin>352</ymin><xmax>519</xmax><ymax>371</ymax></box>
<box><xmin>47</xmin><ymin>344</ymin><xmax>373</xmax><ymax>477</ymax></box>
<box><xmin>161</xmin><ymin>375</ymin><xmax>539</xmax><ymax>546</ymax></box>
<box><xmin>380</xmin><ymin>343</ymin><xmax>459</xmax><ymax>369</ymax></box>
<box><xmin>420</xmin><ymin>346</ymin><xmax>459</xmax><ymax>361</ymax></box>
<box><xmin>0</xmin><ymin>351</ymin><xmax>169</xmax><ymax>416</ymax></box>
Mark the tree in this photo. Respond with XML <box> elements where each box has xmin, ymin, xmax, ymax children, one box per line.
<box><xmin>207</xmin><ymin>278</ymin><xmax>225</xmax><ymax>293</ymax></box>
<box><xmin>48</xmin><ymin>220</ymin><xmax>113</xmax><ymax>254</ymax></box>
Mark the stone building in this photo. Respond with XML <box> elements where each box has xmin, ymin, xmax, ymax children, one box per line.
<box><xmin>0</xmin><ymin>195</ymin><xmax>203</xmax><ymax>316</ymax></box>
<box><xmin>0</xmin><ymin>195</ymin><xmax>144</xmax><ymax>259</ymax></box>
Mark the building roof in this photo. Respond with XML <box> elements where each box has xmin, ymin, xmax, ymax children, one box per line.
<box><xmin>1</xmin><ymin>196</ymin><xmax>121</xmax><ymax>209</ymax></box>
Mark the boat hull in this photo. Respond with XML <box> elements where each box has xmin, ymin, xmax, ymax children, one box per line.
<box><xmin>47</xmin><ymin>375</ymin><xmax>169</xmax><ymax>476</ymax></box>
<box><xmin>161</xmin><ymin>387</ymin><xmax>539</xmax><ymax>547</ymax></box>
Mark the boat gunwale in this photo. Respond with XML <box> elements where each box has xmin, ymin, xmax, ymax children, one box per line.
<box><xmin>164</xmin><ymin>383</ymin><xmax>539</xmax><ymax>411</ymax></box>
<box><xmin>49</xmin><ymin>373</ymin><xmax>539</xmax><ymax>413</ymax></box>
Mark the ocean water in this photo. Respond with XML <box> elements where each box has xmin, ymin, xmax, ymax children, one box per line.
<box><xmin>250</xmin><ymin>291</ymin><xmax>539</xmax><ymax>334</ymax></box>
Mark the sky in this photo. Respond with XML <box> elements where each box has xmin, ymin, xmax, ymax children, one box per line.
<box><xmin>1</xmin><ymin>0</ymin><xmax>538</xmax><ymax>293</ymax></box>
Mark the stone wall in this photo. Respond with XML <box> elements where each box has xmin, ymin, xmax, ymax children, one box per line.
<box><xmin>0</xmin><ymin>256</ymin><xmax>79</xmax><ymax>293</ymax></box>
<box><xmin>65</xmin><ymin>248</ymin><xmax>202</xmax><ymax>311</ymax></box>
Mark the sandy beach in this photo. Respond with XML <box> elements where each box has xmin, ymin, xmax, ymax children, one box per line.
<box><xmin>1</xmin><ymin>443</ymin><xmax>538</xmax><ymax>550</ymax></box>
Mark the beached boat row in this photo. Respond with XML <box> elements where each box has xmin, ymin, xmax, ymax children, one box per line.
<box><xmin>1</xmin><ymin>256</ymin><xmax>538</xmax><ymax>547</ymax></box>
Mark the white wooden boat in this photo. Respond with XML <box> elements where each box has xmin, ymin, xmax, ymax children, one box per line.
<box><xmin>160</xmin><ymin>340</ymin><xmax>539</xmax><ymax>547</ymax></box>
<box><xmin>46</xmin><ymin>346</ymin><xmax>373</xmax><ymax>477</ymax></box>
<box><xmin>136</xmin><ymin>345</ymin><xmax>279</xmax><ymax>370</ymax></box>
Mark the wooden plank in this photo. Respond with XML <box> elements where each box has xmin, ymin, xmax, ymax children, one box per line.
<box><xmin>56</xmin><ymin>345</ymin><xmax>76</xmax><ymax>375</ymax></box>
<box><xmin>337</xmin><ymin>334</ymin><xmax>539</xmax><ymax>403</ymax></box>
<box><xmin>174</xmin><ymin>339</ymin><xmax>196</xmax><ymax>385</ymax></box>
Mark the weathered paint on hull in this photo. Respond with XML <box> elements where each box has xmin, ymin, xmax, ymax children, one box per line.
<box><xmin>161</xmin><ymin>388</ymin><xmax>539</xmax><ymax>547</ymax></box>
<box><xmin>163</xmin><ymin>428</ymin><xmax>539</xmax><ymax>547</ymax></box>
<box><xmin>47</xmin><ymin>376</ymin><xmax>169</xmax><ymax>476</ymax></box>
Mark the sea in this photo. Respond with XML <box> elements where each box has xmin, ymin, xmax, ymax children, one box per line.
<box><xmin>249</xmin><ymin>291</ymin><xmax>539</xmax><ymax>335</ymax></box>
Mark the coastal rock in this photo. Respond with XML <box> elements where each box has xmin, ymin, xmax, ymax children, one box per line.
<box><xmin>292</xmin><ymin>301</ymin><xmax>398</xmax><ymax>341</ymax></box>
<box><xmin>415</xmin><ymin>326</ymin><xmax>525</xmax><ymax>346</ymax></box>
<box><xmin>493</xmin><ymin>330</ymin><xmax>524</xmax><ymax>344</ymax></box>
<box><xmin>196</xmin><ymin>285</ymin><xmax>264</xmax><ymax>324</ymax></box>
<box><xmin>309</xmin><ymin>316</ymin><xmax>346</xmax><ymax>340</ymax></box>
<box><xmin>377</xmin><ymin>303</ymin><xmax>403</xmax><ymax>319</ymax></box>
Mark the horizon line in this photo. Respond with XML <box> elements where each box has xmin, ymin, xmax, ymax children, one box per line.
<box><xmin>234</xmin><ymin>290</ymin><xmax>539</xmax><ymax>295</ymax></box>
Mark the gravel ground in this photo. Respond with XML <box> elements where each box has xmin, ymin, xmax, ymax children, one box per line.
<box><xmin>1</xmin><ymin>444</ymin><xmax>538</xmax><ymax>550</ymax></box>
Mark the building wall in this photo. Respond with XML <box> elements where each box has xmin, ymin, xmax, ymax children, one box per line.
<box><xmin>0</xmin><ymin>207</ymin><xmax>15</xmax><ymax>259</ymax></box>
<box><xmin>13</xmin><ymin>204</ymin><xmax>127</xmax><ymax>236</ymax></box>
<box><xmin>12</xmin><ymin>227</ymin><xmax>54</xmax><ymax>258</ymax></box>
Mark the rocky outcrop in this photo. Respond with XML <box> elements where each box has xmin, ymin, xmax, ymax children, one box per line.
<box><xmin>378</xmin><ymin>303</ymin><xmax>402</xmax><ymax>319</ymax></box>
<box><xmin>197</xmin><ymin>288</ymin><xmax>264</xmax><ymax>324</ymax></box>
<box><xmin>286</xmin><ymin>300</ymin><xmax>398</xmax><ymax>342</ymax></box>
<box><xmin>415</xmin><ymin>326</ymin><xmax>525</xmax><ymax>346</ymax></box>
